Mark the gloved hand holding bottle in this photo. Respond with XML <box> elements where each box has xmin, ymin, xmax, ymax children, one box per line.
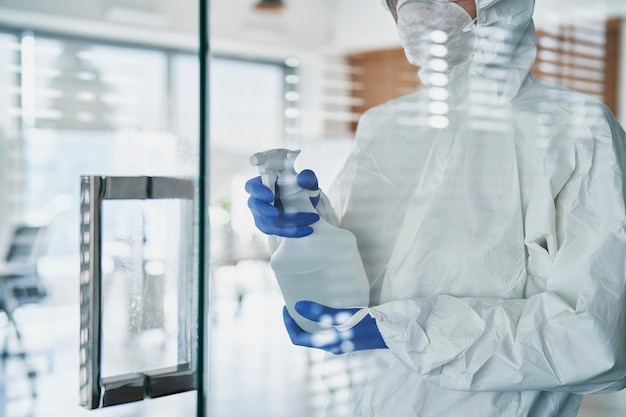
<box><xmin>247</xmin><ymin>149</ymin><xmax>371</xmax><ymax>334</ymax></box>
<box><xmin>245</xmin><ymin>169</ymin><xmax>321</xmax><ymax>238</ymax></box>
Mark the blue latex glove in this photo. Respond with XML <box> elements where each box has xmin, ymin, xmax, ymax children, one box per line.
<box><xmin>245</xmin><ymin>169</ymin><xmax>321</xmax><ymax>238</ymax></box>
<box><xmin>283</xmin><ymin>301</ymin><xmax>388</xmax><ymax>354</ymax></box>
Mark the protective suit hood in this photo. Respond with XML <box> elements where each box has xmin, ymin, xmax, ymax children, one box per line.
<box><xmin>397</xmin><ymin>0</ymin><xmax>537</xmax><ymax>106</ymax></box>
<box><xmin>468</xmin><ymin>0</ymin><xmax>537</xmax><ymax>103</ymax></box>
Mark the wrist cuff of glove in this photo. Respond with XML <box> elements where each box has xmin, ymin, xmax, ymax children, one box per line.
<box><xmin>335</xmin><ymin>307</ymin><xmax>372</xmax><ymax>331</ymax></box>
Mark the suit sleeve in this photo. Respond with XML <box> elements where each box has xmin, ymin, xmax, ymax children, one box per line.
<box><xmin>369</xmin><ymin>116</ymin><xmax>626</xmax><ymax>394</ymax></box>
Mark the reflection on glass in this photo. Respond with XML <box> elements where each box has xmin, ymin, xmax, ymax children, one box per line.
<box><xmin>0</xmin><ymin>0</ymin><xmax>204</xmax><ymax>413</ymax></box>
<box><xmin>23</xmin><ymin>37</ymin><xmax>171</xmax><ymax>261</ymax></box>
<box><xmin>535</xmin><ymin>19</ymin><xmax>608</xmax><ymax>103</ymax></box>
<box><xmin>0</xmin><ymin>32</ymin><xmax>20</xmax><ymax>249</ymax></box>
<box><xmin>101</xmin><ymin>199</ymin><xmax>190</xmax><ymax>378</ymax></box>
<box><xmin>210</xmin><ymin>3</ymin><xmax>626</xmax><ymax>417</ymax></box>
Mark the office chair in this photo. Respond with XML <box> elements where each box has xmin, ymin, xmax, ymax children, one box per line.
<box><xmin>0</xmin><ymin>225</ymin><xmax>48</xmax><ymax>396</ymax></box>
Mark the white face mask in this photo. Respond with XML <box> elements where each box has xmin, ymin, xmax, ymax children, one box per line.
<box><xmin>396</xmin><ymin>0</ymin><xmax>478</xmax><ymax>69</ymax></box>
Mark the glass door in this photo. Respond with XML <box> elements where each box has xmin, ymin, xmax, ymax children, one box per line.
<box><xmin>79</xmin><ymin>176</ymin><xmax>199</xmax><ymax>409</ymax></box>
<box><xmin>0</xmin><ymin>0</ymin><xmax>208</xmax><ymax>416</ymax></box>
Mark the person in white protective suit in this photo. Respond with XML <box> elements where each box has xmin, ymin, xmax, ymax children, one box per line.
<box><xmin>245</xmin><ymin>0</ymin><xmax>626</xmax><ymax>415</ymax></box>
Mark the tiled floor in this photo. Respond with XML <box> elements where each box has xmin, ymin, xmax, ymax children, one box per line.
<box><xmin>2</xmin><ymin>259</ymin><xmax>626</xmax><ymax>417</ymax></box>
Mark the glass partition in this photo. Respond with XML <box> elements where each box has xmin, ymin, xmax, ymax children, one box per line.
<box><xmin>0</xmin><ymin>0</ymin><xmax>206</xmax><ymax>414</ymax></box>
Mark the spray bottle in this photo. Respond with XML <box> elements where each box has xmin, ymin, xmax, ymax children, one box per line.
<box><xmin>250</xmin><ymin>149</ymin><xmax>370</xmax><ymax>333</ymax></box>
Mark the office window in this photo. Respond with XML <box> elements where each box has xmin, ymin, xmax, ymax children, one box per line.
<box><xmin>3</xmin><ymin>32</ymin><xmax>290</xmax><ymax>260</ymax></box>
<box><xmin>29</xmin><ymin>37</ymin><xmax>167</xmax><ymax>131</ymax></box>
<box><xmin>19</xmin><ymin>36</ymin><xmax>169</xmax><ymax>257</ymax></box>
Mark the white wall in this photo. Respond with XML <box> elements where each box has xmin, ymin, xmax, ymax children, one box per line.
<box><xmin>0</xmin><ymin>0</ymin><xmax>338</xmax><ymax>51</ymax></box>
<box><xmin>0</xmin><ymin>3</ymin><xmax>197</xmax><ymax>51</ymax></box>
<box><xmin>331</xmin><ymin>0</ymin><xmax>400</xmax><ymax>52</ymax></box>
<box><xmin>0</xmin><ymin>0</ymin><xmax>198</xmax><ymax>36</ymax></box>
<box><xmin>211</xmin><ymin>0</ymin><xmax>334</xmax><ymax>49</ymax></box>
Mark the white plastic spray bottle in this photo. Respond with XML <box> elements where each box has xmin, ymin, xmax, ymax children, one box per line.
<box><xmin>250</xmin><ymin>148</ymin><xmax>370</xmax><ymax>333</ymax></box>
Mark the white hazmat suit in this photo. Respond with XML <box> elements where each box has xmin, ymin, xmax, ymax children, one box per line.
<box><xmin>315</xmin><ymin>0</ymin><xmax>626</xmax><ymax>415</ymax></box>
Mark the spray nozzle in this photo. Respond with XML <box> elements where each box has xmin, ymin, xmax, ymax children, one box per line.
<box><xmin>250</xmin><ymin>149</ymin><xmax>301</xmax><ymax>198</ymax></box>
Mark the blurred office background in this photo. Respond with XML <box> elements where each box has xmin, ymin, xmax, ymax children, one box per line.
<box><xmin>0</xmin><ymin>0</ymin><xmax>625</xmax><ymax>416</ymax></box>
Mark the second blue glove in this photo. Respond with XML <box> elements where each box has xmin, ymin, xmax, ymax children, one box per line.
<box><xmin>283</xmin><ymin>301</ymin><xmax>388</xmax><ymax>355</ymax></box>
